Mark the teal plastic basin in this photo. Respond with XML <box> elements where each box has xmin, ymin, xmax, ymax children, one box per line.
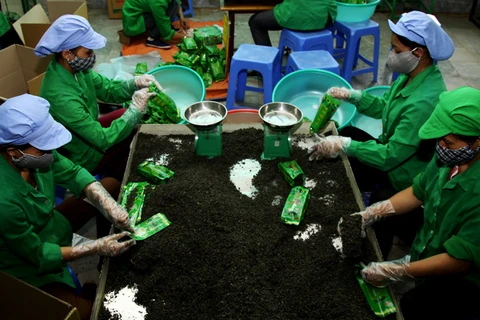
<box><xmin>147</xmin><ymin>65</ymin><xmax>206</xmax><ymax>122</ymax></box>
<box><xmin>350</xmin><ymin>85</ymin><xmax>390</xmax><ymax>138</ymax></box>
<box><xmin>272</xmin><ymin>69</ymin><xmax>356</xmax><ymax>130</ymax></box>
<box><xmin>335</xmin><ymin>0</ymin><xmax>381</xmax><ymax>23</ymax></box>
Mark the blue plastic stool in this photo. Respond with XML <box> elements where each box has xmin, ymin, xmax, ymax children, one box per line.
<box><xmin>226</xmin><ymin>44</ymin><xmax>281</xmax><ymax>110</ymax></box>
<box><xmin>286</xmin><ymin>50</ymin><xmax>340</xmax><ymax>75</ymax></box>
<box><xmin>67</xmin><ymin>263</ymin><xmax>82</xmax><ymax>294</ymax></box>
<box><xmin>278</xmin><ymin>29</ymin><xmax>334</xmax><ymax>54</ymax></box>
<box><xmin>331</xmin><ymin>20</ymin><xmax>380</xmax><ymax>83</ymax></box>
<box><xmin>182</xmin><ymin>0</ymin><xmax>194</xmax><ymax>17</ymax></box>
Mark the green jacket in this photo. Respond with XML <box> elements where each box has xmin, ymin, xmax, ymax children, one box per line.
<box><xmin>347</xmin><ymin>65</ymin><xmax>447</xmax><ymax>191</ymax></box>
<box><xmin>122</xmin><ymin>0</ymin><xmax>179</xmax><ymax>39</ymax></box>
<box><xmin>0</xmin><ymin>13</ymin><xmax>10</xmax><ymax>38</ymax></box>
<box><xmin>40</xmin><ymin>59</ymin><xmax>136</xmax><ymax>172</ymax></box>
<box><xmin>0</xmin><ymin>151</ymin><xmax>95</xmax><ymax>288</ymax></box>
<box><xmin>411</xmin><ymin>157</ymin><xmax>480</xmax><ymax>287</ymax></box>
<box><xmin>274</xmin><ymin>0</ymin><xmax>337</xmax><ymax>31</ymax></box>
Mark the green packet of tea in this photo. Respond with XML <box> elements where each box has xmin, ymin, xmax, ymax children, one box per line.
<box><xmin>310</xmin><ymin>93</ymin><xmax>341</xmax><ymax>134</ymax></box>
<box><xmin>120</xmin><ymin>182</ymin><xmax>153</xmax><ymax>224</ymax></box>
<box><xmin>281</xmin><ymin>186</ymin><xmax>310</xmax><ymax>225</ymax></box>
<box><xmin>278</xmin><ymin>160</ymin><xmax>305</xmax><ymax>187</ymax></box>
<box><xmin>137</xmin><ymin>160</ymin><xmax>174</xmax><ymax>184</ymax></box>
<box><xmin>147</xmin><ymin>83</ymin><xmax>182</xmax><ymax>124</ymax></box>
<box><xmin>354</xmin><ymin>264</ymin><xmax>397</xmax><ymax>317</ymax></box>
<box><xmin>131</xmin><ymin>213</ymin><xmax>171</xmax><ymax>241</ymax></box>
<box><xmin>134</xmin><ymin>62</ymin><xmax>148</xmax><ymax>76</ymax></box>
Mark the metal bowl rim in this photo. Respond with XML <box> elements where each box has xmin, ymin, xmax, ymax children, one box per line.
<box><xmin>183</xmin><ymin>101</ymin><xmax>228</xmax><ymax>127</ymax></box>
<box><xmin>258</xmin><ymin>102</ymin><xmax>303</xmax><ymax>127</ymax></box>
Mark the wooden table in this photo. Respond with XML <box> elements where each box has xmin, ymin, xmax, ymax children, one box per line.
<box><xmin>219</xmin><ymin>0</ymin><xmax>282</xmax><ymax>68</ymax></box>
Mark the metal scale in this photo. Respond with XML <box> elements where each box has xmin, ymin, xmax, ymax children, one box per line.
<box><xmin>258</xmin><ymin>102</ymin><xmax>303</xmax><ymax>160</ymax></box>
<box><xmin>183</xmin><ymin>101</ymin><xmax>227</xmax><ymax>157</ymax></box>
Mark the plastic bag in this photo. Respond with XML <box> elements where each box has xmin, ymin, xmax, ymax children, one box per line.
<box><xmin>193</xmin><ymin>25</ymin><xmax>223</xmax><ymax>46</ymax></box>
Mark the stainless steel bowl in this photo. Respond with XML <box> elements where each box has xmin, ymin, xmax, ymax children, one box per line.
<box><xmin>183</xmin><ymin>101</ymin><xmax>227</xmax><ymax>128</ymax></box>
<box><xmin>258</xmin><ymin>102</ymin><xmax>303</xmax><ymax>130</ymax></box>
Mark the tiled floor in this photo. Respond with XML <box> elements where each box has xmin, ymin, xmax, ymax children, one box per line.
<box><xmin>73</xmin><ymin>7</ymin><xmax>480</xmax><ymax>286</ymax></box>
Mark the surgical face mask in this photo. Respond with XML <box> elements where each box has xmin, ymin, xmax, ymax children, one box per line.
<box><xmin>11</xmin><ymin>149</ymin><xmax>54</xmax><ymax>169</ymax></box>
<box><xmin>435</xmin><ymin>141</ymin><xmax>480</xmax><ymax>166</ymax></box>
<box><xmin>385</xmin><ymin>48</ymin><xmax>420</xmax><ymax>74</ymax></box>
<box><xmin>67</xmin><ymin>52</ymin><xmax>96</xmax><ymax>72</ymax></box>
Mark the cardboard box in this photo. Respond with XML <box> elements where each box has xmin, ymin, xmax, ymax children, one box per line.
<box><xmin>0</xmin><ymin>44</ymin><xmax>51</xmax><ymax>101</ymax></box>
<box><xmin>107</xmin><ymin>0</ymin><xmax>125</xmax><ymax>19</ymax></box>
<box><xmin>13</xmin><ymin>1</ymin><xmax>88</xmax><ymax>48</ymax></box>
<box><xmin>0</xmin><ymin>271</ymin><xmax>81</xmax><ymax>320</ymax></box>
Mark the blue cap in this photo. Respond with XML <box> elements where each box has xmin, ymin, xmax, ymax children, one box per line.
<box><xmin>388</xmin><ymin>11</ymin><xmax>455</xmax><ymax>61</ymax></box>
<box><xmin>34</xmin><ymin>14</ymin><xmax>106</xmax><ymax>57</ymax></box>
<box><xmin>0</xmin><ymin>94</ymin><xmax>72</xmax><ymax>150</ymax></box>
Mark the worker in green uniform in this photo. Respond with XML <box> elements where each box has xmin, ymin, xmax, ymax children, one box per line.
<box><xmin>351</xmin><ymin>86</ymin><xmax>480</xmax><ymax>319</ymax></box>
<box><xmin>34</xmin><ymin>15</ymin><xmax>158</xmax><ymax>182</ymax></box>
<box><xmin>248</xmin><ymin>0</ymin><xmax>337</xmax><ymax>47</ymax></box>
<box><xmin>0</xmin><ymin>8</ymin><xmax>22</xmax><ymax>49</ymax></box>
<box><xmin>309</xmin><ymin>11</ymin><xmax>455</xmax><ymax>257</ymax></box>
<box><xmin>0</xmin><ymin>94</ymin><xmax>136</xmax><ymax>320</ymax></box>
<box><xmin>122</xmin><ymin>0</ymin><xmax>190</xmax><ymax>49</ymax></box>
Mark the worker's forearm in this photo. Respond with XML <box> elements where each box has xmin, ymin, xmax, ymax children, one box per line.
<box><xmin>178</xmin><ymin>7</ymin><xmax>184</xmax><ymax>20</ymax></box>
<box><xmin>408</xmin><ymin>253</ymin><xmax>472</xmax><ymax>278</ymax></box>
<box><xmin>61</xmin><ymin>247</ymin><xmax>77</xmax><ymax>261</ymax></box>
<box><xmin>389</xmin><ymin>186</ymin><xmax>423</xmax><ymax>215</ymax></box>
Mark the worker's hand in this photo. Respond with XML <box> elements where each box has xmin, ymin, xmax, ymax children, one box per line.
<box><xmin>361</xmin><ymin>256</ymin><xmax>414</xmax><ymax>288</ymax></box>
<box><xmin>308</xmin><ymin>136</ymin><xmax>352</xmax><ymax>161</ymax></box>
<box><xmin>134</xmin><ymin>74</ymin><xmax>163</xmax><ymax>91</ymax></box>
<box><xmin>168</xmin><ymin>31</ymin><xmax>185</xmax><ymax>44</ymax></box>
<box><xmin>355</xmin><ymin>199</ymin><xmax>396</xmax><ymax>228</ymax></box>
<box><xmin>326</xmin><ymin>87</ymin><xmax>362</xmax><ymax>105</ymax></box>
<box><xmin>337</xmin><ymin>215</ymin><xmax>366</xmax><ymax>238</ymax></box>
<box><xmin>71</xmin><ymin>231</ymin><xmax>135</xmax><ymax>257</ymax></box>
<box><xmin>180</xmin><ymin>18</ymin><xmax>190</xmax><ymax>31</ymax></box>
<box><xmin>84</xmin><ymin>181</ymin><xmax>135</xmax><ymax>232</ymax></box>
<box><xmin>130</xmin><ymin>88</ymin><xmax>156</xmax><ymax>114</ymax></box>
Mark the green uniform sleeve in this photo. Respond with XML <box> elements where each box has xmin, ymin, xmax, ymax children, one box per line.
<box><xmin>356</xmin><ymin>90</ymin><xmax>391</xmax><ymax>119</ymax></box>
<box><xmin>0</xmin><ymin>12</ymin><xmax>11</xmax><ymax>37</ymax></box>
<box><xmin>346</xmin><ymin>97</ymin><xmax>427</xmax><ymax>172</ymax></box>
<box><xmin>0</xmin><ymin>207</ymin><xmax>63</xmax><ymax>274</ymax></box>
<box><xmin>412</xmin><ymin>171</ymin><xmax>427</xmax><ymax>201</ymax></box>
<box><xmin>445</xmin><ymin>233</ymin><xmax>480</xmax><ymax>268</ymax></box>
<box><xmin>90</xmin><ymin>71</ymin><xmax>136</xmax><ymax>103</ymax></box>
<box><xmin>52</xmin><ymin>151</ymin><xmax>96</xmax><ymax>197</ymax></box>
<box><xmin>150</xmin><ymin>0</ymin><xmax>175</xmax><ymax>40</ymax></box>
<box><xmin>52</xmin><ymin>95</ymin><xmax>135</xmax><ymax>153</ymax></box>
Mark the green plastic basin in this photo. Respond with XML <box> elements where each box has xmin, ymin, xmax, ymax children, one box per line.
<box><xmin>147</xmin><ymin>65</ymin><xmax>206</xmax><ymax>123</ymax></box>
<box><xmin>350</xmin><ymin>85</ymin><xmax>390</xmax><ymax>138</ymax></box>
<box><xmin>335</xmin><ymin>0</ymin><xmax>381</xmax><ymax>23</ymax></box>
<box><xmin>272</xmin><ymin>69</ymin><xmax>356</xmax><ymax>130</ymax></box>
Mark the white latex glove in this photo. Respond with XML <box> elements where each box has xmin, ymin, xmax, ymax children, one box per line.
<box><xmin>354</xmin><ymin>199</ymin><xmax>396</xmax><ymax>228</ymax></box>
<box><xmin>71</xmin><ymin>231</ymin><xmax>135</xmax><ymax>257</ymax></box>
<box><xmin>308</xmin><ymin>136</ymin><xmax>352</xmax><ymax>161</ymax></box>
<box><xmin>84</xmin><ymin>181</ymin><xmax>135</xmax><ymax>232</ymax></box>
<box><xmin>134</xmin><ymin>74</ymin><xmax>163</xmax><ymax>91</ymax></box>
<box><xmin>130</xmin><ymin>88</ymin><xmax>156</xmax><ymax>114</ymax></box>
<box><xmin>326</xmin><ymin>87</ymin><xmax>362</xmax><ymax>105</ymax></box>
<box><xmin>361</xmin><ymin>256</ymin><xmax>414</xmax><ymax>288</ymax></box>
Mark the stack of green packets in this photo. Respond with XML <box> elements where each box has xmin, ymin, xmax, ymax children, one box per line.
<box><xmin>120</xmin><ymin>181</ymin><xmax>171</xmax><ymax>241</ymax></box>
